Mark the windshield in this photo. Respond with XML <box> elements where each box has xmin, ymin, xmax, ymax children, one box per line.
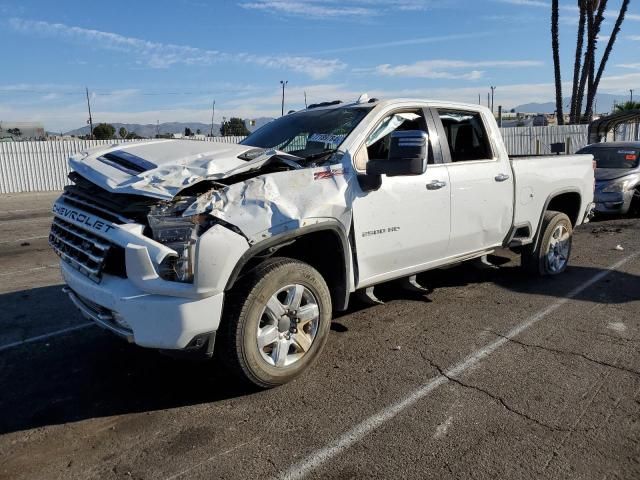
<box><xmin>580</xmin><ymin>147</ymin><xmax>639</xmax><ymax>169</ymax></box>
<box><xmin>241</xmin><ymin>106</ymin><xmax>372</xmax><ymax>158</ymax></box>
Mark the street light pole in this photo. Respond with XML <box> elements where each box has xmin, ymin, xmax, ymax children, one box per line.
<box><xmin>280</xmin><ymin>80</ymin><xmax>288</xmax><ymax>116</ymax></box>
<box><xmin>631</xmin><ymin>89</ymin><xmax>634</xmax><ymax>103</ymax></box>
<box><xmin>85</xmin><ymin>87</ymin><xmax>93</xmax><ymax>139</ymax></box>
<box><xmin>490</xmin><ymin>86</ymin><xmax>496</xmax><ymax>114</ymax></box>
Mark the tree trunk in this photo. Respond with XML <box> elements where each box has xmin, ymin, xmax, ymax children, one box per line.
<box><xmin>590</xmin><ymin>0</ymin><xmax>630</xmax><ymax>115</ymax></box>
<box><xmin>570</xmin><ymin>3</ymin><xmax>586</xmax><ymax>124</ymax></box>
<box><xmin>584</xmin><ymin>0</ymin><xmax>608</xmax><ymax>120</ymax></box>
<box><xmin>552</xmin><ymin>0</ymin><xmax>564</xmax><ymax>125</ymax></box>
<box><xmin>575</xmin><ymin>1</ymin><xmax>594</xmax><ymax>123</ymax></box>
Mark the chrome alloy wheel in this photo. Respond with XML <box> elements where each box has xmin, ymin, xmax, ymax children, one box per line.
<box><xmin>545</xmin><ymin>223</ymin><xmax>571</xmax><ymax>273</ymax></box>
<box><xmin>256</xmin><ymin>284</ymin><xmax>320</xmax><ymax>368</ymax></box>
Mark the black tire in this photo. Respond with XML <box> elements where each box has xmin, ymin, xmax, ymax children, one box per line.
<box><xmin>217</xmin><ymin>257</ymin><xmax>332</xmax><ymax>388</ymax></box>
<box><xmin>522</xmin><ymin>211</ymin><xmax>573</xmax><ymax>276</ymax></box>
<box><xmin>630</xmin><ymin>188</ymin><xmax>640</xmax><ymax>217</ymax></box>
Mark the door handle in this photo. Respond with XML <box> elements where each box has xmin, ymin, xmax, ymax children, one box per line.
<box><xmin>426</xmin><ymin>180</ymin><xmax>447</xmax><ymax>190</ymax></box>
<box><xmin>495</xmin><ymin>173</ymin><xmax>510</xmax><ymax>182</ymax></box>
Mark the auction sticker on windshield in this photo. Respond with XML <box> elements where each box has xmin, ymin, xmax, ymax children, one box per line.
<box><xmin>309</xmin><ymin>133</ymin><xmax>346</xmax><ymax>145</ymax></box>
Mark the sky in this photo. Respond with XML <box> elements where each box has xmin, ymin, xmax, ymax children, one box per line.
<box><xmin>0</xmin><ymin>0</ymin><xmax>638</xmax><ymax>132</ymax></box>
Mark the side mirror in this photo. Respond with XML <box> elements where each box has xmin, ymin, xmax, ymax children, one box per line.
<box><xmin>366</xmin><ymin>130</ymin><xmax>428</xmax><ymax>177</ymax></box>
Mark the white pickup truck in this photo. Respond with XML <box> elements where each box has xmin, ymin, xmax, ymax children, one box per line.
<box><xmin>50</xmin><ymin>97</ymin><xmax>595</xmax><ymax>387</ymax></box>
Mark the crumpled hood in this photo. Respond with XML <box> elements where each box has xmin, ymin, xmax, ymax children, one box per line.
<box><xmin>69</xmin><ymin>139</ymin><xmax>273</xmax><ymax>200</ymax></box>
<box><xmin>595</xmin><ymin>168</ymin><xmax>639</xmax><ymax>182</ymax></box>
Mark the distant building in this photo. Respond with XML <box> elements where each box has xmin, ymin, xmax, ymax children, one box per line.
<box><xmin>0</xmin><ymin>121</ymin><xmax>46</xmax><ymax>140</ymax></box>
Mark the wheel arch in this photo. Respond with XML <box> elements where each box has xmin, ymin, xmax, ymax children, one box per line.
<box><xmin>532</xmin><ymin>189</ymin><xmax>581</xmax><ymax>250</ymax></box>
<box><xmin>225</xmin><ymin>221</ymin><xmax>352</xmax><ymax>311</ymax></box>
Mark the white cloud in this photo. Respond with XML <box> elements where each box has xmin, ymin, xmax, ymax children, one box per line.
<box><xmin>495</xmin><ymin>0</ymin><xmax>547</xmax><ymax>6</ymax></box>
<box><xmin>626</xmin><ymin>13</ymin><xmax>640</xmax><ymax>21</ymax></box>
<box><xmin>5</xmin><ymin>72</ymin><xmax>640</xmax><ymax>132</ymax></box>
<box><xmin>238</xmin><ymin>0</ymin><xmax>436</xmax><ymax>18</ymax></box>
<box><xmin>494</xmin><ymin>0</ymin><xmax>577</xmax><ymax>11</ymax></box>
<box><xmin>239</xmin><ymin>1</ymin><xmax>373</xmax><ymax>17</ymax></box>
<box><xmin>362</xmin><ymin>59</ymin><xmax>544</xmax><ymax>80</ymax></box>
<box><xmin>8</xmin><ymin>18</ymin><xmax>345</xmax><ymax>79</ymax></box>
<box><xmin>628</xmin><ymin>35</ymin><xmax>640</xmax><ymax>41</ymax></box>
<box><xmin>309</xmin><ymin>32</ymin><xmax>491</xmax><ymax>55</ymax></box>
<box><xmin>617</xmin><ymin>63</ymin><xmax>640</xmax><ymax>70</ymax></box>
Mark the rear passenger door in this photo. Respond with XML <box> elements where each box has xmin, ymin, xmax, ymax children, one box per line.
<box><xmin>433</xmin><ymin>108</ymin><xmax>514</xmax><ymax>257</ymax></box>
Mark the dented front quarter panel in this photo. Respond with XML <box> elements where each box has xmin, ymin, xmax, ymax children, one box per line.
<box><xmin>185</xmin><ymin>160</ymin><xmax>357</xmax><ymax>245</ymax></box>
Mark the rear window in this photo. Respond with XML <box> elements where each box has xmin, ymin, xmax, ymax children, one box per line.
<box><xmin>579</xmin><ymin>147</ymin><xmax>639</xmax><ymax>169</ymax></box>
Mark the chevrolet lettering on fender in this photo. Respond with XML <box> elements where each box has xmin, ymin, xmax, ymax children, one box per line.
<box><xmin>49</xmin><ymin>96</ymin><xmax>595</xmax><ymax>388</ymax></box>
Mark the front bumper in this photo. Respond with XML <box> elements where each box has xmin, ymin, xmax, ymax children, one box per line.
<box><xmin>61</xmin><ymin>261</ymin><xmax>224</xmax><ymax>350</ymax></box>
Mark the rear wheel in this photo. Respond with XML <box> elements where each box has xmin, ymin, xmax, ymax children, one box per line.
<box><xmin>522</xmin><ymin>211</ymin><xmax>573</xmax><ymax>276</ymax></box>
<box><xmin>217</xmin><ymin>257</ymin><xmax>332</xmax><ymax>388</ymax></box>
<box><xmin>630</xmin><ymin>188</ymin><xmax>640</xmax><ymax>217</ymax></box>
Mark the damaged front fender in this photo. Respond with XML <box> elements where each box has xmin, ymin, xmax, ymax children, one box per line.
<box><xmin>183</xmin><ymin>164</ymin><xmax>357</xmax><ymax>245</ymax></box>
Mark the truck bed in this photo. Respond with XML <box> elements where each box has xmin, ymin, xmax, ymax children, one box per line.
<box><xmin>510</xmin><ymin>153</ymin><xmax>594</xmax><ymax>242</ymax></box>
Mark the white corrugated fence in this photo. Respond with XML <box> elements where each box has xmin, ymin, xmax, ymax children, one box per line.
<box><xmin>0</xmin><ymin>137</ymin><xmax>246</xmax><ymax>194</ymax></box>
<box><xmin>1</xmin><ymin>127</ymin><xmax>637</xmax><ymax>194</ymax></box>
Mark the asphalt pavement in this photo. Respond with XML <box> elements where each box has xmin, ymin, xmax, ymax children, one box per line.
<box><xmin>0</xmin><ymin>191</ymin><xmax>639</xmax><ymax>480</ymax></box>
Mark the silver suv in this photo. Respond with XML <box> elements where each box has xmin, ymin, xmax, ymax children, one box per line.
<box><xmin>577</xmin><ymin>142</ymin><xmax>640</xmax><ymax>215</ymax></box>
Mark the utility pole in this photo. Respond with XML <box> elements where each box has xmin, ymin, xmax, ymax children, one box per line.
<box><xmin>156</xmin><ymin>120</ymin><xmax>159</xmax><ymax>138</ymax></box>
<box><xmin>631</xmin><ymin>89</ymin><xmax>634</xmax><ymax>103</ymax></box>
<box><xmin>209</xmin><ymin>100</ymin><xmax>216</xmax><ymax>137</ymax></box>
<box><xmin>280</xmin><ymin>80</ymin><xmax>288</xmax><ymax>116</ymax></box>
<box><xmin>490</xmin><ymin>86</ymin><xmax>496</xmax><ymax>114</ymax></box>
<box><xmin>85</xmin><ymin>87</ymin><xmax>93</xmax><ymax>139</ymax></box>
<box><xmin>304</xmin><ymin>91</ymin><xmax>308</xmax><ymax>108</ymax></box>
<box><xmin>487</xmin><ymin>92</ymin><xmax>490</xmax><ymax>109</ymax></box>
<box><xmin>478</xmin><ymin>93</ymin><xmax>481</xmax><ymax>105</ymax></box>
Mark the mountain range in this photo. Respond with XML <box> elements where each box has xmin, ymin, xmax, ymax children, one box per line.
<box><xmin>513</xmin><ymin>93</ymin><xmax>630</xmax><ymax>114</ymax></box>
<box><xmin>60</xmin><ymin>93</ymin><xmax>633</xmax><ymax>137</ymax></box>
<box><xmin>63</xmin><ymin>118</ymin><xmax>274</xmax><ymax>138</ymax></box>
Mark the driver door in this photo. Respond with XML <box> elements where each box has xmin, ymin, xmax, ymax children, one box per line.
<box><xmin>351</xmin><ymin>108</ymin><xmax>451</xmax><ymax>288</ymax></box>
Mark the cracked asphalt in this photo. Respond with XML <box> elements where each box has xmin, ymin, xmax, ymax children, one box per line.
<box><xmin>1</xmin><ymin>191</ymin><xmax>639</xmax><ymax>480</ymax></box>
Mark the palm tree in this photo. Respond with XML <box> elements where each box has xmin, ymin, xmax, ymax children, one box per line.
<box><xmin>551</xmin><ymin>0</ymin><xmax>564</xmax><ymax>124</ymax></box>
<box><xmin>570</xmin><ymin>1</ymin><xmax>587</xmax><ymax>124</ymax></box>
<box><xmin>586</xmin><ymin>0</ymin><xmax>631</xmax><ymax>118</ymax></box>
<box><xmin>614</xmin><ymin>101</ymin><xmax>640</xmax><ymax>113</ymax></box>
<box><xmin>575</xmin><ymin>0</ymin><xmax>607</xmax><ymax>122</ymax></box>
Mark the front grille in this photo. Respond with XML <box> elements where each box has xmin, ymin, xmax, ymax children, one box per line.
<box><xmin>49</xmin><ymin>218</ymin><xmax>124</xmax><ymax>282</ymax></box>
<box><xmin>62</xmin><ymin>190</ymin><xmax>133</xmax><ymax>224</ymax></box>
<box><xmin>65</xmin><ymin>172</ymin><xmax>158</xmax><ymax>224</ymax></box>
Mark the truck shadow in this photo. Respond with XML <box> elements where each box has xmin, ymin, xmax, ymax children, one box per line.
<box><xmin>1</xmin><ymin>258</ymin><xmax>637</xmax><ymax>435</ymax></box>
<box><xmin>375</xmin><ymin>257</ymin><xmax>639</xmax><ymax>306</ymax></box>
<box><xmin>0</xmin><ymin>285</ymin><xmax>260</xmax><ymax>435</ymax></box>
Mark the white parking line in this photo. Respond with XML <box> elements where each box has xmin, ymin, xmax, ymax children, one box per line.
<box><xmin>0</xmin><ymin>264</ymin><xmax>59</xmax><ymax>277</ymax></box>
<box><xmin>0</xmin><ymin>235</ymin><xmax>48</xmax><ymax>245</ymax></box>
<box><xmin>0</xmin><ymin>216</ymin><xmax>52</xmax><ymax>224</ymax></box>
<box><xmin>0</xmin><ymin>323</ymin><xmax>94</xmax><ymax>353</ymax></box>
<box><xmin>0</xmin><ymin>208</ymin><xmax>51</xmax><ymax>215</ymax></box>
<box><xmin>278</xmin><ymin>251</ymin><xmax>640</xmax><ymax>480</ymax></box>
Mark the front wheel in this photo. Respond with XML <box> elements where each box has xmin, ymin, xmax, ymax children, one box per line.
<box><xmin>522</xmin><ymin>211</ymin><xmax>573</xmax><ymax>276</ymax></box>
<box><xmin>217</xmin><ymin>257</ymin><xmax>332</xmax><ymax>388</ymax></box>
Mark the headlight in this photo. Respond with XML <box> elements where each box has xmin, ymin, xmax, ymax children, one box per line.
<box><xmin>601</xmin><ymin>177</ymin><xmax>637</xmax><ymax>193</ymax></box>
<box><xmin>148</xmin><ymin>199</ymin><xmax>213</xmax><ymax>283</ymax></box>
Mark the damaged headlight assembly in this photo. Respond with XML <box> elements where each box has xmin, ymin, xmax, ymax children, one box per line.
<box><xmin>147</xmin><ymin>198</ymin><xmax>214</xmax><ymax>283</ymax></box>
